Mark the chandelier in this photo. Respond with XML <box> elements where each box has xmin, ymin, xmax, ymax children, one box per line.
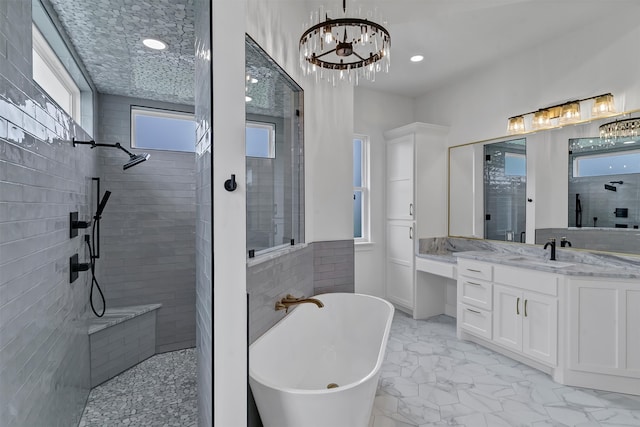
<box><xmin>599</xmin><ymin>117</ymin><xmax>640</xmax><ymax>142</ymax></box>
<box><xmin>299</xmin><ymin>0</ymin><xmax>390</xmax><ymax>85</ymax></box>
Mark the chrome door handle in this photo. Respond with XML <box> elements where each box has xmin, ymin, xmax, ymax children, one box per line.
<box><xmin>524</xmin><ymin>299</ymin><xmax>528</xmax><ymax>317</ymax></box>
<box><xmin>517</xmin><ymin>297</ymin><xmax>520</xmax><ymax>315</ymax></box>
<box><xmin>409</xmin><ymin>226</ymin><xmax>413</xmax><ymax>240</ymax></box>
<box><xmin>409</xmin><ymin>203</ymin><xmax>413</xmax><ymax>216</ymax></box>
<box><xmin>466</xmin><ymin>281</ymin><xmax>482</xmax><ymax>286</ymax></box>
<box><xmin>467</xmin><ymin>308</ymin><xmax>481</xmax><ymax>314</ymax></box>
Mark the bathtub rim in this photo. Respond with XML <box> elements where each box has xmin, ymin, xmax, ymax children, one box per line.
<box><xmin>249</xmin><ymin>292</ymin><xmax>394</xmax><ymax>395</ymax></box>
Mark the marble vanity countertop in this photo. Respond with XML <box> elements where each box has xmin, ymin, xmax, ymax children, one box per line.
<box><xmin>453</xmin><ymin>250</ymin><xmax>640</xmax><ymax>280</ymax></box>
<box><xmin>415</xmin><ymin>252</ymin><xmax>458</xmax><ymax>264</ymax></box>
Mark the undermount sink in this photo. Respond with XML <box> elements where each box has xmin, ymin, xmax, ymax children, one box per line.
<box><xmin>505</xmin><ymin>256</ymin><xmax>575</xmax><ymax>269</ymax></box>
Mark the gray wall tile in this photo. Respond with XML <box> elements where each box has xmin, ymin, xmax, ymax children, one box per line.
<box><xmin>95</xmin><ymin>93</ymin><xmax>196</xmax><ymax>354</ymax></box>
<box><xmin>0</xmin><ymin>8</ymin><xmax>96</xmax><ymax>425</ymax></box>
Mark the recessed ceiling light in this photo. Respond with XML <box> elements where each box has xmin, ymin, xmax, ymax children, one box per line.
<box><xmin>143</xmin><ymin>38</ymin><xmax>167</xmax><ymax>50</ymax></box>
<box><xmin>410</xmin><ymin>55</ymin><xmax>424</xmax><ymax>63</ymax></box>
<box><xmin>250</xmin><ymin>77</ymin><xmax>258</xmax><ymax>84</ymax></box>
<box><xmin>245</xmin><ymin>96</ymin><xmax>252</xmax><ymax>102</ymax></box>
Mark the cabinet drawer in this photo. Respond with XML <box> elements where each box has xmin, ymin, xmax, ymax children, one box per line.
<box><xmin>494</xmin><ymin>265</ymin><xmax>558</xmax><ymax>296</ymax></box>
<box><xmin>415</xmin><ymin>257</ymin><xmax>456</xmax><ymax>279</ymax></box>
<box><xmin>459</xmin><ymin>303</ymin><xmax>492</xmax><ymax>339</ymax></box>
<box><xmin>458</xmin><ymin>260</ymin><xmax>493</xmax><ymax>281</ymax></box>
<box><xmin>459</xmin><ymin>278</ymin><xmax>492</xmax><ymax>310</ymax></box>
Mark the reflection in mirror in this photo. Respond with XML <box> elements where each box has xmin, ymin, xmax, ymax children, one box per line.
<box><xmin>484</xmin><ymin>139</ymin><xmax>526</xmax><ymax>241</ymax></box>
<box><xmin>568</xmin><ymin>137</ymin><xmax>640</xmax><ymax>229</ymax></box>
<box><xmin>245</xmin><ymin>35</ymin><xmax>304</xmax><ymax>256</ymax></box>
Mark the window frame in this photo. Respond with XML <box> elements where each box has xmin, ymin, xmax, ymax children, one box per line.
<box><xmin>32</xmin><ymin>23</ymin><xmax>81</xmax><ymax>121</ymax></box>
<box><xmin>130</xmin><ymin>106</ymin><xmax>196</xmax><ymax>152</ymax></box>
<box><xmin>354</xmin><ymin>134</ymin><xmax>371</xmax><ymax>243</ymax></box>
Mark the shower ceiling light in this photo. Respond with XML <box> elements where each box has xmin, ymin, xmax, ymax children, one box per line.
<box><xmin>299</xmin><ymin>0</ymin><xmax>390</xmax><ymax>85</ymax></box>
<box><xmin>410</xmin><ymin>55</ymin><xmax>424</xmax><ymax>63</ymax></box>
<box><xmin>142</xmin><ymin>38</ymin><xmax>167</xmax><ymax>50</ymax></box>
<box><xmin>506</xmin><ymin>93</ymin><xmax>615</xmax><ymax>134</ymax></box>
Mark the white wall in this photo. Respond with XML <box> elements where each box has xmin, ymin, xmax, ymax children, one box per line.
<box><xmin>353</xmin><ymin>88</ymin><xmax>415</xmax><ymax>297</ymax></box>
<box><xmin>247</xmin><ymin>0</ymin><xmax>354</xmax><ymax>244</ymax></box>
<box><xmin>414</xmin><ymin>14</ymin><xmax>640</xmax><ymax>147</ymax></box>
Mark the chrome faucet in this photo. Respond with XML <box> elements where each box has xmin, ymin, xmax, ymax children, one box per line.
<box><xmin>275</xmin><ymin>294</ymin><xmax>324</xmax><ymax>313</ymax></box>
<box><xmin>544</xmin><ymin>238</ymin><xmax>556</xmax><ymax>261</ymax></box>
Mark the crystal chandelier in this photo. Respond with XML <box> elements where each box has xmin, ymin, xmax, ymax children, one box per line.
<box><xmin>599</xmin><ymin>117</ymin><xmax>640</xmax><ymax>142</ymax></box>
<box><xmin>299</xmin><ymin>0</ymin><xmax>390</xmax><ymax>85</ymax></box>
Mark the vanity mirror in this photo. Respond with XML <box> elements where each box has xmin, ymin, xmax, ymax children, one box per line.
<box><xmin>449</xmin><ymin>110</ymin><xmax>640</xmax><ymax>255</ymax></box>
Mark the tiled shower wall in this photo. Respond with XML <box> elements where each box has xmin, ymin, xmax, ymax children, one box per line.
<box><xmin>0</xmin><ymin>1</ymin><xmax>95</xmax><ymax>425</ymax></box>
<box><xmin>96</xmin><ymin>93</ymin><xmax>196</xmax><ymax>353</ymax></box>
<box><xmin>194</xmin><ymin>0</ymin><xmax>212</xmax><ymax>424</ymax></box>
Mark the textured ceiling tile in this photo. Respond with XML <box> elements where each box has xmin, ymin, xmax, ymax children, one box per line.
<box><xmin>47</xmin><ymin>0</ymin><xmax>195</xmax><ymax>105</ymax></box>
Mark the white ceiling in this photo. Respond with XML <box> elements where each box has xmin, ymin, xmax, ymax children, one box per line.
<box><xmin>46</xmin><ymin>0</ymin><xmax>640</xmax><ymax>103</ymax></box>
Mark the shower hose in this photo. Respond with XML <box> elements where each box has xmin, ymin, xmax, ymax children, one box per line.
<box><xmin>85</xmin><ymin>220</ymin><xmax>106</xmax><ymax>317</ymax></box>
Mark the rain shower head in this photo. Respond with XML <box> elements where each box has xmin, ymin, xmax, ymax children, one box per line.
<box><xmin>124</xmin><ymin>153</ymin><xmax>150</xmax><ymax>170</ymax></box>
<box><xmin>72</xmin><ymin>139</ymin><xmax>150</xmax><ymax>170</ymax></box>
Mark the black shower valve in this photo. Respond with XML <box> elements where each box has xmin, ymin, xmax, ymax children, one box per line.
<box><xmin>70</xmin><ymin>211</ymin><xmax>91</xmax><ymax>238</ymax></box>
<box><xmin>70</xmin><ymin>253</ymin><xmax>90</xmax><ymax>283</ymax></box>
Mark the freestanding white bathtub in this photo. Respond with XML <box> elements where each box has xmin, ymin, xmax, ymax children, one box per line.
<box><xmin>249</xmin><ymin>293</ymin><xmax>394</xmax><ymax>427</ymax></box>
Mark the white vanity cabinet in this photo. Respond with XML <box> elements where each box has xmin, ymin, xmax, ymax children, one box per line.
<box><xmin>567</xmin><ymin>277</ymin><xmax>640</xmax><ymax>382</ymax></box>
<box><xmin>384</xmin><ymin>123</ymin><xmax>449</xmax><ymax>314</ymax></box>
<box><xmin>457</xmin><ymin>259</ymin><xmax>559</xmax><ymax>366</ymax></box>
<box><xmin>493</xmin><ymin>266</ymin><xmax>559</xmax><ymax>366</ymax></box>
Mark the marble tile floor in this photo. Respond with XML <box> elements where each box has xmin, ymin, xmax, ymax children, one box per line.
<box><xmin>370</xmin><ymin>312</ymin><xmax>640</xmax><ymax>427</ymax></box>
<box><xmin>79</xmin><ymin>348</ymin><xmax>197</xmax><ymax>427</ymax></box>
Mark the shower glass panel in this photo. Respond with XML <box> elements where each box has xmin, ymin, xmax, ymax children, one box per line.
<box><xmin>245</xmin><ymin>36</ymin><xmax>304</xmax><ymax>255</ymax></box>
<box><xmin>484</xmin><ymin>138</ymin><xmax>526</xmax><ymax>241</ymax></box>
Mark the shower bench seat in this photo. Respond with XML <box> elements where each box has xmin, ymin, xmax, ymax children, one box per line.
<box><xmin>87</xmin><ymin>303</ymin><xmax>162</xmax><ymax>387</ymax></box>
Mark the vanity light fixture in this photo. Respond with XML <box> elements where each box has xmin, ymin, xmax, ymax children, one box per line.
<box><xmin>142</xmin><ymin>38</ymin><xmax>167</xmax><ymax>50</ymax></box>
<box><xmin>592</xmin><ymin>93</ymin><xmax>616</xmax><ymax>118</ymax></box>
<box><xmin>507</xmin><ymin>116</ymin><xmax>525</xmax><ymax>134</ymax></box>
<box><xmin>507</xmin><ymin>93</ymin><xmax>616</xmax><ymax>134</ymax></box>
<box><xmin>299</xmin><ymin>0</ymin><xmax>391</xmax><ymax>85</ymax></box>
<box><xmin>559</xmin><ymin>101</ymin><xmax>581</xmax><ymax>125</ymax></box>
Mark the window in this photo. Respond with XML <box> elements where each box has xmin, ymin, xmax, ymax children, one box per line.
<box><xmin>573</xmin><ymin>149</ymin><xmax>640</xmax><ymax>177</ymax></box>
<box><xmin>32</xmin><ymin>24</ymin><xmax>81</xmax><ymax>120</ymax></box>
<box><xmin>32</xmin><ymin>0</ymin><xmax>94</xmax><ymax>132</ymax></box>
<box><xmin>131</xmin><ymin>107</ymin><xmax>196</xmax><ymax>152</ymax></box>
<box><xmin>504</xmin><ymin>152</ymin><xmax>526</xmax><ymax>176</ymax></box>
<box><xmin>246</xmin><ymin>121</ymin><xmax>276</xmax><ymax>158</ymax></box>
<box><xmin>353</xmin><ymin>135</ymin><xmax>370</xmax><ymax>242</ymax></box>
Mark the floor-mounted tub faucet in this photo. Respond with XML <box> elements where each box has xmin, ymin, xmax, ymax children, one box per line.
<box><xmin>544</xmin><ymin>238</ymin><xmax>556</xmax><ymax>261</ymax></box>
<box><xmin>275</xmin><ymin>294</ymin><xmax>324</xmax><ymax>313</ymax></box>
<box><xmin>560</xmin><ymin>237</ymin><xmax>572</xmax><ymax>248</ymax></box>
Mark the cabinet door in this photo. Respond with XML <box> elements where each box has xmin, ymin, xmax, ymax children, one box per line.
<box><xmin>386</xmin><ymin>221</ymin><xmax>414</xmax><ymax>309</ymax></box>
<box><xmin>569</xmin><ymin>282</ymin><xmax>621</xmax><ymax>373</ymax></box>
<box><xmin>493</xmin><ymin>285</ymin><xmax>522</xmax><ymax>352</ymax></box>
<box><xmin>386</xmin><ymin>136</ymin><xmax>414</xmax><ymax>220</ymax></box>
<box><xmin>522</xmin><ymin>292</ymin><xmax>557</xmax><ymax>365</ymax></box>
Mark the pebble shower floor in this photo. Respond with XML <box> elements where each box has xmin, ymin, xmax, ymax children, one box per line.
<box><xmin>79</xmin><ymin>348</ymin><xmax>197</xmax><ymax>426</ymax></box>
